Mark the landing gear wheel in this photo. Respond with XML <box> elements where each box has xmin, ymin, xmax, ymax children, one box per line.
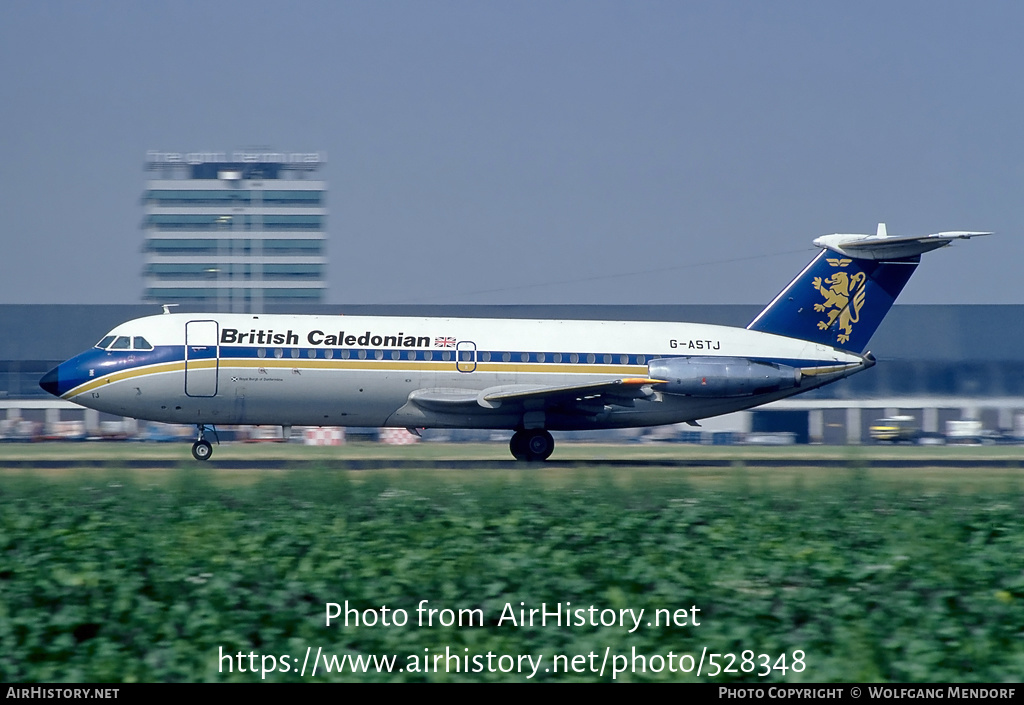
<box><xmin>510</xmin><ymin>432</ymin><xmax>528</xmax><ymax>461</ymax></box>
<box><xmin>510</xmin><ymin>429</ymin><xmax>554</xmax><ymax>462</ymax></box>
<box><xmin>525</xmin><ymin>430</ymin><xmax>554</xmax><ymax>461</ymax></box>
<box><xmin>192</xmin><ymin>439</ymin><xmax>213</xmax><ymax>461</ymax></box>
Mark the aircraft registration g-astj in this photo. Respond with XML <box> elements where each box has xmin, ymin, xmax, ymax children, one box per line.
<box><xmin>40</xmin><ymin>225</ymin><xmax>987</xmax><ymax>461</ymax></box>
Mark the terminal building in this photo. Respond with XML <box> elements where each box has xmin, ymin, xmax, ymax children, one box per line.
<box><xmin>1</xmin><ymin>304</ymin><xmax>1022</xmax><ymax>444</ymax></box>
<box><xmin>142</xmin><ymin>150</ymin><xmax>327</xmax><ymax>313</ymax></box>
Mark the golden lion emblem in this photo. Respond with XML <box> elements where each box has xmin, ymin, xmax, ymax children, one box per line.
<box><xmin>812</xmin><ymin>262</ymin><xmax>866</xmax><ymax>344</ymax></box>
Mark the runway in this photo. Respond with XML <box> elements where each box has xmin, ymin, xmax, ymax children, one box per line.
<box><xmin>2</xmin><ymin>455</ymin><xmax>1022</xmax><ymax>471</ymax></box>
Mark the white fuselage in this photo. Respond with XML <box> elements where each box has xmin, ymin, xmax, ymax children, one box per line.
<box><xmin>52</xmin><ymin>313</ymin><xmax>867</xmax><ymax>431</ymax></box>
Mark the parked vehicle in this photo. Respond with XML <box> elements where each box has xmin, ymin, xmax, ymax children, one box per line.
<box><xmin>870</xmin><ymin>415</ymin><xmax>921</xmax><ymax>444</ymax></box>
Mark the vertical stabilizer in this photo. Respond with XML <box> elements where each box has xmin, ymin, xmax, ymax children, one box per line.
<box><xmin>747</xmin><ymin>225</ymin><xmax>989</xmax><ymax>351</ymax></box>
<box><xmin>747</xmin><ymin>250</ymin><xmax>919</xmax><ymax>352</ymax></box>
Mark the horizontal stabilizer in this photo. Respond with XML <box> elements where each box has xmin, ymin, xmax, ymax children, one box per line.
<box><xmin>813</xmin><ymin>223</ymin><xmax>990</xmax><ymax>260</ymax></box>
<box><xmin>749</xmin><ymin>224</ymin><xmax>988</xmax><ymax>351</ymax></box>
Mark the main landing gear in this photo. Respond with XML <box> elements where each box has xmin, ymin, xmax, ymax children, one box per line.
<box><xmin>509</xmin><ymin>429</ymin><xmax>555</xmax><ymax>462</ymax></box>
<box><xmin>192</xmin><ymin>425</ymin><xmax>215</xmax><ymax>461</ymax></box>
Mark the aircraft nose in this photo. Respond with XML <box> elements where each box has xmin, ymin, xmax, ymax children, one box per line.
<box><xmin>39</xmin><ymin>366</ymin><xmax>61</xmax><ymax>397</ymax></box>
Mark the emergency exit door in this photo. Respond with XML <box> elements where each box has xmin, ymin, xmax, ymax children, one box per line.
<box><xmin>456</xmin><ymin>340</ymin><xmax>477</xmax><ymax>373</ymax></box>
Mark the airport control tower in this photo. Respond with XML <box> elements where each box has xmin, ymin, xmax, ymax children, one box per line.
<box><xmin>142</xmin><ymin>150</ymin><xmax>327</xmax><ymax>312</ymax></box>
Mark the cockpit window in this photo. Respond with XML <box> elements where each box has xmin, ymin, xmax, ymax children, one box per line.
<box><xmin>95</xmin><ymin>334</ymin><xmax>153</xmax><ymax>350</ymax></box>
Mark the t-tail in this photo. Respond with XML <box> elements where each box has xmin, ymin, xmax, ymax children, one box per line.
<box><xmin>747</xmin><ymin>223</ymin><xmax>990</xmax><ymax>352</ymax></box>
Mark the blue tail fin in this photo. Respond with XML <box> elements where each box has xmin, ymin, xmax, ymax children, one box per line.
<box><xmin>747</xmin><ymin>249</ymin><xmax>919</xmax><ymax>352</ymax></box>
<box><xmin>748</xmin><ymin>225</ymin><xmax>990</xmax><ymax>352</ymax></box>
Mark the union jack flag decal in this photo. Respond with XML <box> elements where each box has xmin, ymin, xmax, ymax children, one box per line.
<box><xmin>434</xmin><ymin>336</ymin><xmax>456</xmax><ymax>348</ymax></box>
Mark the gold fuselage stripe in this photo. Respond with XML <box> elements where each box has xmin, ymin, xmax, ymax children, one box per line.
<box><xmin>63</xmin><ymin>359</ymin><xmax>650</xmax><ymax>399</ymax></box>
<box><xmin>64</xmin><ymin>355</ymin><xmax>857</xmax><ymax>400</ymax></box>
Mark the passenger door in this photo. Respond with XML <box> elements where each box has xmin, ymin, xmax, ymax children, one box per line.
<box><xmin>185</xmin><ymin>320</ymin><xmax>219</xmax><ymax>397</ymax></box>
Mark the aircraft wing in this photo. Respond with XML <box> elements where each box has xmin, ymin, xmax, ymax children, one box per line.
<box><xmin>408</xmin><ymin>377</ymin><xmax>664</xmax><ymax>415</ymax></box>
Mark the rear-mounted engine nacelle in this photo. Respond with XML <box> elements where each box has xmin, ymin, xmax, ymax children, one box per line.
<box><xmin>648</xmin><ymin>357</ymin><xmax>801</xmax><ymax>397</ymax></box>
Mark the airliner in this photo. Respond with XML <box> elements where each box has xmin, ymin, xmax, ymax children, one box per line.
<box><xmin>39</xmin><ymin>226</ymin><xmax>986</xmax><ymax>461</ymax></box>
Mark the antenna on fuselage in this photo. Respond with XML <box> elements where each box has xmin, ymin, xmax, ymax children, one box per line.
<box><xmin>161</xmin><ymin>303</ymin><xmax>179</xmax><ymax>315</ymax></box>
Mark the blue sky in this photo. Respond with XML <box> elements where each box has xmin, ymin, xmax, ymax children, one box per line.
<box><xmin>1</xmin><ymin>1</ymin><xmax>1019</xmax><ymax>306</ymax></box>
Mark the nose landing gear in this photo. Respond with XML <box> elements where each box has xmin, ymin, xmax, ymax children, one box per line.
<box><xmin>192</xmin><ymin>439</ymin><xmax>213</xmax><ymax>461</ymax></box>
<box><xmin>191</xmin><ymin>425</ymin><xmax>217</xmax><ymax>461</ymax></box>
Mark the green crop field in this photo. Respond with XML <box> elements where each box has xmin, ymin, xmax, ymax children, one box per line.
<box><xmin>2</xmin><ymin>444</ymin><xmax>1023</xmax><ymax>682</ymax></box>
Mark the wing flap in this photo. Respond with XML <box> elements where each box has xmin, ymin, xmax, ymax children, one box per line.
<box><xmin>482</xmin><ymin>377</ymin><xmax>663</xmax><ymax>406</ymax></box>
<box><xmin>407</xmin><ymin>378</ymin><xmax>664</xmax><ymax>414</ymax></box>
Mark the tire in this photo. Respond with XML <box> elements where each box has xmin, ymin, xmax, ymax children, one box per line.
<box><xmin>192</xmin><ymin>439</ymin><xmax>213</xmax><ymax>461</ymax></box>
<box><xmin>510</xmin><ymin>432</ymin><xmax>528</xmax><ymax>461</ymax></box>
<box><xmin>524</xmin><ymin>430</ymin><xmax>554</xmax><ymax>462</ymax></box>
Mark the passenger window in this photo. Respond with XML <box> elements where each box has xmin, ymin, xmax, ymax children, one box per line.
<box><xmin>133</xmin><ymin>337</ymin><xmax>153</xmax><ymax>351</ymax></box>
<box><xmin>110</xmin><ymin>336</ymin><xmax>131</xmax><ymax>350</ymax></box>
